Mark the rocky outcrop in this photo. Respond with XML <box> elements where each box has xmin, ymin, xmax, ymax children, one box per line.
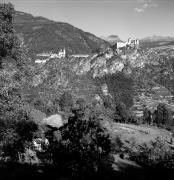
<box><xmin>43</xmin><ymin>114</ymin><xmax>64</xmax><ymax>129</ymax></box>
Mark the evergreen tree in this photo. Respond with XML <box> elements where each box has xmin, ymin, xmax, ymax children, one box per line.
<box><xmin>0</xmin><ymin>3</ymin><xmax>20</xmax><ymax>68</ymax></box>
<box><xmin>143</xmin><ymin>107</ymin><xmax>151</xmax><ymax>124</ymax></box>
<box><xmin>114</xmin><ymin>102</ymin><xmax>129</xmax><ymax>123</ymax></box>
<box><xmin>59</xmin><ymin>92</ymin><xmax>74</xmax><ymax>112</ymax></box>
<box><xmin>153</xmin><ymin>103</ymin><xmax>172</xmax><ymax>127</ymax></box>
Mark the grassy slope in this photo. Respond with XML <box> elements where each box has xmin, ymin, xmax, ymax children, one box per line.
<box><xmin>108</xmin><ymin>123</ymin><xmax>173</xmax><ymax>145</ymax></box>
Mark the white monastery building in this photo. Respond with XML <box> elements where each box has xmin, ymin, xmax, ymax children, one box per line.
<box><xmin>35</xmin><ymin>48</ymin><xmax>66</xmax><ymax>63</ymax></box>
<box><xmin>116</xmin><ymin>38</ymin><xmax>139</xmax><ymax>49</ymax></box>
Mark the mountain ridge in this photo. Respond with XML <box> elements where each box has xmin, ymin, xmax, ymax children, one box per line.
<box><xmin>140</xmin><ymin>35</ymin><xmax>174</xmax><ymax>42</ymax></box>
<box><xmin>14</xmin><ymin>11</ymin><xmax>109</xmax><ymax>57</ymax></box>
<box><xmin>140</xmin><ymin>35</ymin><xmax>174</xmax><ymax>48</ymax></box>
<box><xmin>100</xmin><ymin>35</ymin><xmax>123</xmax><ymax>45</ymax></box>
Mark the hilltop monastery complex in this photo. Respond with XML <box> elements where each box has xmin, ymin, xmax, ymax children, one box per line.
<box><xmin>116</xmin><ymin>38</ymin><xmax>139</xmax><ymax>49</ymax></box>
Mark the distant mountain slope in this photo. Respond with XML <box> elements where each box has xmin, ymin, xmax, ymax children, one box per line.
<box><xmin>101</xmin><ymin>35</ymin><xmax>123</xmax><ymax>45</ymax></box>
<box><xmin>140</xmin><ymin>35</ymin><xmax>174</xmax><ymax>48</ymax></box>
<box><xmin>14</xmin><ymin>11</ymin><xmax>109</xmax><ymax>56</ymax></box>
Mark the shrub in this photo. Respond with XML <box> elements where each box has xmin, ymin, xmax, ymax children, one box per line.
<box><xmin>0</xmin><ymin>102</ymin><xmax>38</xmax><ymax>162</ymax></box>
<box><xmin>111</xmin><ymin>135</ymin><xmax>124</xmax><ymax>153</ymax></box>
<box><xmin>153</xmin><ymin>103</ymin><xmax>173</xmax><ymax>128</ymax></box>
<box><xmin>143</xmin><ymin>107</ymin><xmax>152</xmax><ymax>124</ymax></box>
<box><xmin>113</xmin><ymin>102</ymin><xmax>130</xmax><ymax>123</ymax></box>
<box><xmin>59</xmin><ymin>92</ymin><xmax>74</xmax><ymax>112</ymax></box>
<box><xmin>41</xmin><ymin>105</ymin><xmax>113</xmax><ymax>178</ymax></box>
<box><xmin>0</xmin><ymin>71</ymin><xmax>38</xmax><ymax>162</ymax></box>
<box><xmin>75</xmin><ymin>98</ymin><xmax>86</xmax><ymax>110</ymax></box>
<box><xmin>128</xmin><ymin>137</ymin><xmax>174</xmax><ymax>168</ymax></box>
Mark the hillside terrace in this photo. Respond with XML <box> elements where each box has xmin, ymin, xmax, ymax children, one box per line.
<box><xmin>132</xmin><ymin>84</ymin><xmax>174</xmax><ymax>118</ymax></box>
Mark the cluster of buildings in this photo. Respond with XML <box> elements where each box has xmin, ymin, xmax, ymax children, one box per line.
<box><xmin>116</xmin><ymin>38</ymin><xmax>139</xmax><ymax>49</ymax></box>
<box><xmin>35</xmin><ymin>49</ymin><xmax>66</xmax><ymax>64</ymax></box>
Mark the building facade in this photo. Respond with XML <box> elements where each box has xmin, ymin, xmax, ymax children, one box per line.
<box><xmin>116</xmin><ymin>38</ymin><xmax>139</xmax><ymax>49</ymax></box>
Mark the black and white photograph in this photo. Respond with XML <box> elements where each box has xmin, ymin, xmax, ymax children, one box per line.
<box><xmin>0</xmin><ymin>0</ymin><xmax>174</xmax><ymax>179</ymax></box>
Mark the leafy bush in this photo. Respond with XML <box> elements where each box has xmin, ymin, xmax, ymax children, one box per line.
<box><xmin>59</xmin><ymin>91</ymin><xmax>74</xmax><ymax>112</ymax></box>
<box><xmin>153</xmin><ymin>103</ymin><xmax>173</xmax><ymax>128</ymax></box>
<box><xmin>128</xmin><ymin>137</ymin><xmax>174</xmax><ymax>168</ymax></box>
<box><xmin>0</xmin><ymin>77</ymin><xmax>38</xmax><ymax>162</ymax></box>
<box><xmin>113</xmin><ymin>102</ymin><xmax>130</xmax><ymax>123</ymax></box>
<box><xmin>143</xmin><ymin>107</ymin><xmax>152</xmax><ymax>124</ymax></box>
<box><xmin>111</xmin><ymin>135</ymin><xmax>124</xmax><ymax>154</ymax></box>
<box><xmin>40</xmin><ymin>105</ymin><xmax>113</xmax><ymax>178</ymax></box>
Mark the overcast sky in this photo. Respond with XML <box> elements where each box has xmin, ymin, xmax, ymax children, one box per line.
<box><xmin>2</xmin><ymin>0</ymin><xmax>174</xmax><ymax>40</ymax></box>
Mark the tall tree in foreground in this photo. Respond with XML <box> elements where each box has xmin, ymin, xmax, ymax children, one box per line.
<box><xmin>0</xmin><ymin>3</ymin><xmax>38</xmax><ymax>162</ymax></box>
<box><xmin>0</xmin><ymin>3</ymin><xmax>21</xmax><ymax>68</ymax></box>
